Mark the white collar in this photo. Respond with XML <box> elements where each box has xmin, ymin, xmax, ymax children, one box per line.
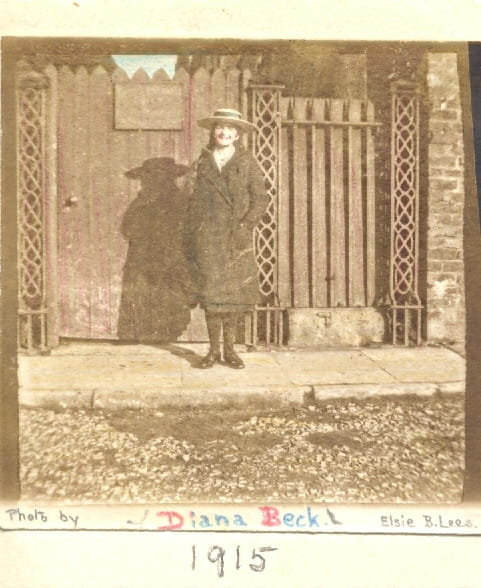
<box><xmin>213</xmin><ymin>145</ymin><xmax>235</xmax><ymax>169</ymax></box>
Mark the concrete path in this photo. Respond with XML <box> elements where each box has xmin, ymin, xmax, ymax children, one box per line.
<box><xmin>18</xmin><ymin>343</ymin><xmax>465</xmax><ymax>409</ymax></box>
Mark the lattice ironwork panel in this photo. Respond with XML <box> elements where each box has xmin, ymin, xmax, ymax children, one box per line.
<box><xmin>17</xmin><ymin>81</ymin><xmax>48</xmax><ymax>350</ymax></box>
<box><xmin>390</xmin><ymin>81</ymin><xmax>422</xmax><ymax>345</ymax></box>
<box><xmin>250</xmin><ymin>85</ymin><xmax>283</xmax><ymax>300</ymax></box>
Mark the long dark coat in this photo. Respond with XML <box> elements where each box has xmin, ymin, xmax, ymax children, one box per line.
<box><xmin>186</xmin><ymin>146</ymin><xmax>269</xmax><ymax>309</ymax></box>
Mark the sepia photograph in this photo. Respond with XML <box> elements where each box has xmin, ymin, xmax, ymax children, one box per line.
<box><xmin>3</xmin><ymin>1</ymin><xmax>481</xmax><ymax>585</ymax></box>
<box><xmin>3</xmin><ymin>36</ymin><xmax>475</xmax><ymax>507</ymax></box>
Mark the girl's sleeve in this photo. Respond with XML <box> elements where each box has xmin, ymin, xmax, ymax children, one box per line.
<box><xmin>242</xmin><ymin>157</ymin><xmax>269</xmax><ymax>230</ymax></box>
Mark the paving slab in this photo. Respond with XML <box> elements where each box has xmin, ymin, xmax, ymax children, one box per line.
<box><xmin>181</xmin><ymin>352</ymin><xmax>286</xmax><ymax>388</ymax></box>
<box><xmin>360</xmin><ymin>347</ymin><xmax>465</xmax><ymax>383</ymax></box>
<box><xmin>271</xmin><ymin>350</ymin><xmax>397</xmax><ymax>385</ymax></box>
<box><xmin>18</xmin><ymin>353</ymin><xmax>183</xmax><ymax>390</ymax></box>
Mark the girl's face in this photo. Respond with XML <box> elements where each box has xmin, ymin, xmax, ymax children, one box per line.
<box><xmin>213</xmin><ymin>124</ymin><xmax>240</xmax><ymax>148</ymax></box>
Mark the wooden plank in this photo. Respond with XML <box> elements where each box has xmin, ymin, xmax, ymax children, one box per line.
<box><xmin>112</xmin><ymin>67</ymin><xmax>129</xmax><ymax>83</ymax></box>
<box><xmin>148</xmin><ymin>103</ymin><xmax>175</xmax><ymax>161</ymax></box>
<box><xmin>128</xmin><ymin>131</ymin><xmax>151</xmax><ymax>182</ymax></box>
<box><xmin>245</xmin><ymin>312</ymin><xmax>253</xmax><ymax>345</ymax></box>
<box><xmin>88</xmin><ymin>65</ymin><xmax>113</xmax><ymax>338</ymax></box>
<box><xmin>277</xmin><ymin>97</ymin><xmax>291</xmax><ymax>306</ymax></box>
<box><xmin>44</xmin><ymin>65</ymin><xmax>60</xmax><ymax>347</ymax></box>
<box><xmin>152</xmin><ymin>68</ymin><xmax>170</xmax><ymax>82</ymax></box>
<box><xmin>171</xmin><ymin>127</ymin><xmax>181</xmax><ymax>169</ymax></box>
<box><xmin>173</xmin><ymin>66</ymin><xmax>192</xmax><ymax>165</ymax></box>
<box><xmin>131</xmin><ymin>68</ymin><xmax>150</xmax><ymax>83</ymax></box>
<box><xmin>151</xmin><ymin>71</ymin><xmax>177</xmax><ymax>170</ymax></box>
<box><xmin>210</xmin><ymin>67</ymin><xmax>226</xmax><ymax>113</ymax></box>
<box><xmin>110</xmin><ymin>68</ymin><xmax>130</xmax><ymax>338</ymax></box>
<box><xmin>148</xmin><ymin>126</ymin><xmax>162</xmax><ymax>159</ymax></box>
<box><xmin>240</xmin><ymin>68</ymin><xmax>252</xmax><ymax>119</ymax></box>
<box><xmin>266</xmin><ymin>307</ymin><xmax>271</xmax><ymax>345</ymax></box>
<box><xmin>279</xmin><ymin>309</ymin><xmax>284</xmax><ymax>345</ymax></box>
<box><xmin>225</xmin><ymin>67</ymin><xmax>241</xmax><ymax>111</ymax></box>
<box><xmin>273</xmin><ymin>308</ymin><xmax>279</xmax><ymax>345</ymax></box>
<box><xmin>366</xmin><ymin>101</ymin><xmax>376</xmax><ymax>305</ymax></box>
<box><xmin>192</xmin><ymin>67</ymin><xmax>210</xmax><ymax>160</ymax></box>
<box><xmin>329</xmin><ymin>99</ymin><xmax>347</xmax><ymax>307</ymax></box>
<box><xmin>66</xmin><ymin>66</ymin><xmax>91</xmax><ymax>337</ymax></box>
<box><xmin>57</xmin><ymin>66</ymin><xmax>76</xmax><ymax>336</ymax></box>
<box><xmin>292</xmin><ymin>98</ymin><xmax>309</xmax><ymax>308</ymax></box>
<box><xmin>311</xmin><ymin>98</ymin><xmax>328</xmax><ymax>307</ymax></box>
<box><xmin>348</xmin><ymin>99</ymin><xmax>365</xmax><ymax>306</ymax></box>
<box><xmin>240</xmin><ymin>68</ymin><xmax>252</xmax><ymax>150</ymax></box>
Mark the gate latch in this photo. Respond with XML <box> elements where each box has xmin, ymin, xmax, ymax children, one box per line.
<box><xmin>316</xmin><ymin>311</ymin><xmax>332</xmax><ymax>327</ymax></box>
<box><xmin>64</xmin><ymin>196</ymin><xmax>78</xmax><ymax>208</ymax></box>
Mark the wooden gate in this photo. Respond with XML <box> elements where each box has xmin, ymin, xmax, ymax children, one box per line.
<box><xmin>49</xmin><ymin>63</ymin><xmax>253</xmax><ymax>341</ymax></box>
<box><xmin>246</xmin><ymin>88</ymin><xmax>382</xmax><ymax>348</ymax></box>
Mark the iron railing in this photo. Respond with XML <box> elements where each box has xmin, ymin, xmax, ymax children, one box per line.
<box><xmin>246</xmin><ymin>84</ymin><xmax>286</xmax><ymax>348</ymax></box>
<box><xmin>390</xmin><ymin>80</ymin><xmax>423</xmax><ymax>345</ymax></box>
<box><xmin>244</xmin><ymin>305</ymin><xmax>288</xmax><ymax>349</ymax></box>
<box><xmin>17</xmin><ymin>73</ymin><xmax>49</xmax><ymax>352</ymax></box>
<box><xmin>249</xmin><ymin>84</ymin><xmax>284</xmax><ymax>302</ymax></box>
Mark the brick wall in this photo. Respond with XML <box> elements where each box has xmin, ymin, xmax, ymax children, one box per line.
<box><xmin>425</xmin><ymin>53</ymin><xmax>465</xmax><ymax>346</ymax></box>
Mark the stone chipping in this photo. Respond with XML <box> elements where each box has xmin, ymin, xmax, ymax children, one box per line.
<box><xmin>19</xmin><ymin>393</ymin><xmax>464</xmax><ymax>504</ymax></box>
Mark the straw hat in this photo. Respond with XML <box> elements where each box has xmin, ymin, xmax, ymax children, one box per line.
<box><xmin>197</xmin><ymin>108</ymin><xmax>257</xmax><ymax>132</ymax></box>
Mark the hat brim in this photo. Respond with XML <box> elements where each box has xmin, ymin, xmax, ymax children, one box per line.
<box><xmin>125</xmin><ymin>164</ymin><xmax>189</xmax><ymax>179</ymax></box>
<box><xmin>198</xmin><ymin>116</ymin><xmax>257</xmax><ymax>132</ymax></box>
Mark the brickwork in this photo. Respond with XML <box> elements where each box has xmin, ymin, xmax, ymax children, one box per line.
<box><xmin>425</xmin><ymin>53</ymin><xmax>465</xmax><ymax>345</ymax></box>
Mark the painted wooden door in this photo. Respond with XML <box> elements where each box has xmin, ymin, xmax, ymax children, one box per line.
<box><xmin>56</xmin><ymin>63</ymin><xmax>248</xmax><ymax>340</ymax></box>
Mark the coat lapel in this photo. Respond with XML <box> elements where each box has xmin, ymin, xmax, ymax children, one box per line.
<box><xmin>198</xmin><ymin>149</ymin><xmax>240</xmax><ymax>207</ymax></box>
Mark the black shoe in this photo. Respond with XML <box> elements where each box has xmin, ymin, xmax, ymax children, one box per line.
<box><xmin>198</xmin><ymin>349</ymin><xmax>221</xmax><ymax>369</ymax></box>
<box><xmin>223</xmin><ymin>349</ymin><xmax>245</xmax><ymax>369</ymax></box>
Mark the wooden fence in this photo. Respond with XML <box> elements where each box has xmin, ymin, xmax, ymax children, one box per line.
<box><xmin>277</xmin><ymin>96</ymin><xmax>380</xmax><ymax>309</ymax></box>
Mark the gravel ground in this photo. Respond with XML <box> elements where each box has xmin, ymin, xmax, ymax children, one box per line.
<box><xmin>19</xmin><ymin>393</ymin><xmax>464</xmax><ymax>503</ymax></box>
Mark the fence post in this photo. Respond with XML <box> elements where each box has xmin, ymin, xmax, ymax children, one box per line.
<box><xmin>247</xmin><ymin>83</ymin><xmax>284</xmax><ymax>304</ymax></box>
<box><xmin>389</xmin><ymin>80</ymin><xmax>423</xmax><ymax>345</ymax></box>
<box><xmin>44</xmin><ymin>65</ymin><xmax>59</xmax><ymax>348</ymax></box>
